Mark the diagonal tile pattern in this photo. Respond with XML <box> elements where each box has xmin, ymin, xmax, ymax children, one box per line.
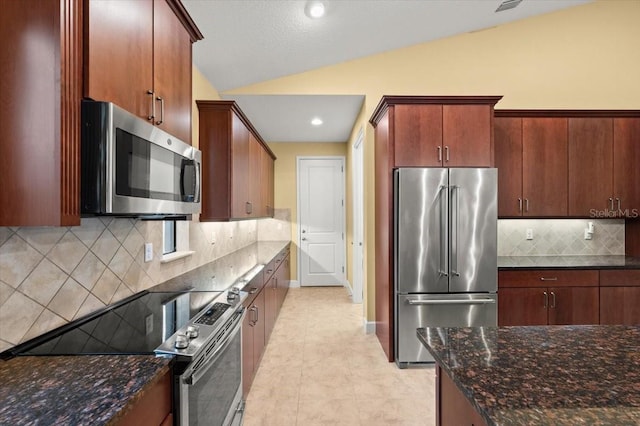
<box><xmin>244</xmin><ymin>287</ymin><xmax>436</xmax><ymax>426</ymax></box>
<box><xmin>0</xmin><ymin>209</ymin><xmax>291</xmax><ymax>353</ymax></box>
<box><xmin>498</xmin><ymin>219</ymin><xmax>625</xmax><ymax>256</ymax></box>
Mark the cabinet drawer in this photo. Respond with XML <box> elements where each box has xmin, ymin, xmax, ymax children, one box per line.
<box><xmin>499</xmin><ymin>270</ymin><xmax>599</xmax><ymax>288</ymax></box>
<box><xmin>600</xmin><ymin>269</ymin><xmax>640</xmax><ymax>287</ymax></box>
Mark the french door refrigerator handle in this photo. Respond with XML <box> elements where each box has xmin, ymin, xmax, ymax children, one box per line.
<box><xmin>407</xmin><ymin>299</ymin><xmax>496</xmax><ymax>305</ymax></box>
<box><xmin>438</xmin><ymin>185</ymin><xmax>448</xmax><ymax>277</ymax></box>
<box><xmin>450</xmin><ymin>185</ymin><xmax>460</xmax><ymax>277</ymax></box>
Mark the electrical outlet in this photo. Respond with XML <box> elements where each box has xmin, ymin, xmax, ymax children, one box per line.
<box><xmin>584</xmin><ymin>229</ymin><xmax>593</xmax><ymax>240</ymax></box>
<box><xmin>145</xmin><ymin>314</ymin><xmax>154</xmax><ymax>335</ymax></box>
<box><xmin>526</xmin><ymin>229</ymin><xmax>533</xmax><ymax>240</ymax></box>
<box><xmin>144</xmin><ymin>243</ymin><xmax>153</xmax><ymax>262</ymax></box>
<box><xmin>211</xmin><ymin>232</ymin><xmax>216</xmax><ymax>245</ymax></box>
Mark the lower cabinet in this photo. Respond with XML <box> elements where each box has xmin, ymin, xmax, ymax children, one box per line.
<box><xmin>599</xmin><ymin>270</ymin><xmax>640</xmax><ymax>325</ymax></box>
<box><xmin>498</xmin><ymin>270</ymin><xmax>599</xmax><ymax>326</ymax></box>
<box><xmin>116</xmin><ymin>370</ymin><xmax>172</xmax><ymax>426</ymax></box>
<box><xmin>437</xmin><ymin>366</ymin><xmax>486</xmax><ymax>426</ymax></box>
<box><xmin>242</xmin><ymin>287</ymin><xmax>265</xmax><ymax>396</ymax></box>
<box><xmin>241</xmin><ymin>246</ymin><xmax>290</xmax><ymax>396</ymax></box>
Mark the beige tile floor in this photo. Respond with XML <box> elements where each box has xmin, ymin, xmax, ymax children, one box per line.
<box><xmin>243</xmin><ymin>286</ymin><xmax>436</xmax><ymax>426</ymax></box>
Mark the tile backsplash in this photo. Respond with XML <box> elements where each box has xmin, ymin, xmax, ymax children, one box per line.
<box><xmin>0</xmin><ymin>209</ymin><xmax>291</xmax><ymax>352</ymax></box>
<box><xmin>498</xmin><ymin>219</ymin><xmax>625</xmax><ymax>257</ymax></box>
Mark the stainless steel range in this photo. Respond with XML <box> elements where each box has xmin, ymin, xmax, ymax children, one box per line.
<box><xmin>8</xmin><ymin>286</ymin><xmax>248</xmax><ymax>426</ymax></box>
<box><xmin>156</xmin><ymin>288</ymin><xmax>247</xmax><ymax>426</ymax></box>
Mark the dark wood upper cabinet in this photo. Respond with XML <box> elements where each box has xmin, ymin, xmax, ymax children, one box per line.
<box><xmin>85</xmin><ymin>0</ymin><xmax>202</xmax><ymax>144</ymax></box>
<box><xmin>494</xmin><ymin>117</ymin><xmax>523</xmax><ymax>217</ymax></box>
<box><xmin>613</xmin><ymin>118</ymin><xmax>640</xmax><ymax>214</ymax></box>
<box><xmin>388</xmin><ymin>97</ymin><xmax>500</xmax><ymax>167</ymax></box>
<box><xmin>196</xmin><ymin>101</ymin><xmax>276</xmax><ymax>221</ymax></box>
<box><xmin>568</xmin><ymin>118</ymin><xmax>614</xmax><ymax>216</ymax></box>
<box><xmin>522</xmin><ymin>117</ymin><xmax>568</xmax><ymax>216</ymax></box>
<box><xmin>0</xmin><ymin>0</ymin><xmax>83</xmax><ymax>226</ymax></box>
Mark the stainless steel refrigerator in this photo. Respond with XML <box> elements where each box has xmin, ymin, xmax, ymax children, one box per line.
<box><xmin>394</xmin><ymin>168</ymin><xmax>498</xmax><ymax>367</ymax></box>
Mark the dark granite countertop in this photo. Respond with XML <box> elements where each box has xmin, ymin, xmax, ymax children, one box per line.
<box><xmin>418</xmin><ymin>325</ymin><xmax>640</xmax><ymax>425</ymax></box>
<box><xmin>498</xmin><ymin>255</ymin><xmax>640</xmax><ymax>270</ymax></box>
<box><xmin>0</xmin><ymin>355</ymin><xmax>171</xmax><ymax>426</ymax></box>
<box><xmin>150</xmin><ymin>240</ymin><xmax>290</xmax><ymax>292</ymax></box>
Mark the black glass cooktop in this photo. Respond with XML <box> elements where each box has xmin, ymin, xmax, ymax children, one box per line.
<box><xmin>11</xmin><ymin>291</ymin><xmax>221</xmax><ymax>356</ymax></box>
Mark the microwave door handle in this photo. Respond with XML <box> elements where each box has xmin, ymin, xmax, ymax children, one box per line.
<box><xmin>194</xmin><ymin>161</ymin><xmax>201</xmax><ymax>202</ymax></box>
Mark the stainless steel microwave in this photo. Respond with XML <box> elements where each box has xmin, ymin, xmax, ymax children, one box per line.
<box><xmin>81</xmin><ymin>101</ymin><xmax>201</xmax><ymax>218</ymax></box>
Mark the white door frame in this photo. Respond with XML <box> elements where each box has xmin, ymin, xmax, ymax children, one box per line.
<box><xmin>296</xmin><ymin>156</ymin><xmax>347</xmax><ymax>286</ymax></box>
<box><xmin>351</xmin><ymin>128</ymin><xmax>364</xmax><ymax>303</ymax></box>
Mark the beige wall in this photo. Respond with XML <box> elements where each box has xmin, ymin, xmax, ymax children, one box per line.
<box><xmin>226</xmin><ymin>0</ymin><xmax>640</xmax><ymax>320</ymax></box>
<box><xmin>267</xmin><ymin>142</ymin><xmax>348</xmax><ymax>283</ymax></box>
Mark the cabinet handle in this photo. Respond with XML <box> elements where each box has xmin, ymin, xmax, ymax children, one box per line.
<box><xmin>155</xmin><ymin>96</ymin><xmax>165</xmax><ymax>125</ymax></box>
<box><xmin>616</xmin><ymin>197</ymin><xmax>621</xmax><ymax>211</ymax></box>
<box><xmin>147</xmin><ymin>90</ymin><xmax>155</xmax><ymax>120</ymax></box>
<box><xmin>518</xmin><ymin>198</ymin><xmax>523</xmax><ymax>213</ymax></box>
<box><xmin>525</xmin><ymin>198</ymin><xmax>529</xmax><ymax>212</ymax></box>
<box><xmin>543</xmin><ymin>291</ymin><xmax>548</xmax><ymax>308</ymax></box>
<box><xmin>540</xmin><ymin>277</ymin><xmax>558</xmax><ymax>281</ymax></box>
<box><xmin>248</xmin><ymin>287</ymin><xmax>258</xmax><ymax>294</ymax></box>
<box><xmin>437</xmin><ymin>146</ymin><xmax>442</xmax><ymax>162</ymax></box>
<box><xmin>254</xmin><ymin>306</ymin><xmax>259</xmax><ymax>324</ymax></box>
<box><xmin>246</xmin><ymin>201</ymin><xmax>252</xmax><ymax>214</ymax></box>
<box><xmin>609</xmin><ymin>197</ymin><xmax>614</xmax><ymax>210</ymax></box>
<box><xmin>550</xmin><ymin>291</ymin><xmax>556</xmax><ymax>308</ymax></box>
<box><xmin>444</xmin><ymin>146</ymin><xmax>450</xmax><ymax>162</ymax></box>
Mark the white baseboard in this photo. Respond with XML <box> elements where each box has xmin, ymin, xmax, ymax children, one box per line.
<box><xmin>364</xmin><ymin>320</ymin><xmax>376</xmax><ymax>334</ymax></box>
<box><xmin>343</xmin><ymin>280</ymin><xmax>353</xmax><ymax>296</ymax></box>
<box><xmin>289</xmin><ymin>280</ymin><xmax>300</xmax><ymax>288</ymax></box>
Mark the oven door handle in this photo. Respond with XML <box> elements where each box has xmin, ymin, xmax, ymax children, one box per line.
<box><xmin>186</xmin><ymin>310</ymin><xmax>244</xmax><ymax>386</ymax></box>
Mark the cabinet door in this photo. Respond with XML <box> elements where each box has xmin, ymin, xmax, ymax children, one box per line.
<box><xmin>613</xmin><ymin>118</ymin><xmax>640</xmax><ymax>214</ymax></box>
<box><xmin>568</xmin><ymin>118</ymin><xmax>613</xmax><ymax>216</ymax></box>
<box><xmin>153</xmin><ymin>0</ymin><xmax>192</xmax><ymax>143</ymax></box>
<box><xmin>494</xmin><ymin>117</ymin><xmax>523</xmax><ymax>217</ymax></box>
<box><xmin>248</xmin><ymin>135</ymin><xmax>263</xmax><ymax>217</ymax></box>
<box><xmin>600</xmin><ymin>287</ymin><xmax>640</xmax><ymax>325</ymax></box>
<box><xmin>498</xmin><ymin>288</ymin><xmax>548</xmax><ymax>326</ymax></box>
<box><xmin>85</xmin><ymin>0</ymin><xmax>154</xmax><ymax>122</ymax></box>
<box><xmin>242</xmin><ymin>303</ymin><xmax>255</xmax><ymax>396</ymax></box>
<box><xmin>253</xmin><ymin>290</ymin><xmax>266</xmax><ymax>369</ymax></box>
<box><xmin>264</xmin><ymin>277</ymin><xmax>277</xmax><ymax>341</ymax></box>
<box><xmin>522</xmin><ymin>118</ymin><xmax>568</xmax><ymax>216</ymax></box>
<box><xmin>443</xmin><ymin>104</ymin><xmax>492</xmax><ymax>167</ymax></box>
<box><xmin>393</xmin><ymin>105</ymin><xmax>443</xmax><ymax>166</ymax></box>
<box><xmin>548</xmin><ymin>287</ymin><xmax>599</xmax><ymax>325</ymax></box>
<box><xmin>231</xmin><ymin>112</ymin><xmax>250</xmax><ymax>218</ymax></box>
<box><xmin>261</xmin><ymin>149</ymin><xmax>275</xmax><ymax>217</ymax></box>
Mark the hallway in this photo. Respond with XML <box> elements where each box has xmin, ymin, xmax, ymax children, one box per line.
<box><xmin>244</xmin><ymin>287</ymin><xmax>436</xmax><ymax>425</ymax></box>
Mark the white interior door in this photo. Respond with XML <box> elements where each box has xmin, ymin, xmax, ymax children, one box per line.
<box><xmin>298</xmin><ymin>157</ymin><xmax>345</xmax><ymax>286</ymax></box>
<box><xmin>351</xmin><ymin>129</ymin><xmax>364</xmax><ymax>303</ymax></box>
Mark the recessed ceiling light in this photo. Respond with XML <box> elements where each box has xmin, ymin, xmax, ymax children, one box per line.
<box><xmin>311</xmin><ymin>117</ymin><xmax>323</xmax><ymax>126</ymax></box>
<box><xmin>305</xmin><ymin>1</ymin><xmax>325</xmax><ymax>19</ymax></box>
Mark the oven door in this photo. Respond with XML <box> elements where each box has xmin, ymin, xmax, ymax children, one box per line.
<box><xmin>177</xmin><ymin>315</ymin><xmax>244</xmax><ymax>426</ymax></box>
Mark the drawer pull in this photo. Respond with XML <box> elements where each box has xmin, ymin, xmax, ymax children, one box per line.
<box><xmin>540</xmin><ymin>277</ymin><xmax>558</xmax><ymax>281</ymax></box>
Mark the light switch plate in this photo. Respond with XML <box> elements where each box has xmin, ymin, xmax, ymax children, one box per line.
<box><xmin>144</xmin><ymin>243</ymin><xmax>153</xmax><ymax>262</ymax></box>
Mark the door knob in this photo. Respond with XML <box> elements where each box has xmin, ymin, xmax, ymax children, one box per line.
<box><xmin>301</xmin><ymin>237</ymin><xmax>307</xmax><ymax>241</ymax></box>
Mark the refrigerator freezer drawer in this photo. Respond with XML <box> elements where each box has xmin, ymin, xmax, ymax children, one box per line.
<box><xmin>396</xmin><ymin>293</ymin><xmax>497</xmax><ymax>366</ymax></box>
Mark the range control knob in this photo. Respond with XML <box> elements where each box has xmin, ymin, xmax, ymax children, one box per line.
<box><xmin>227</xmin><ymin>287</ymin><xmax>240</xmax><ymax>302</ymax></box>
<box><xmin>174</xmin><ymin>334</ymin><xmax>189</xmax><ymax>349</ymax></box>
<box><xmin>186</xmin><ymin>325</ymin><xmax>199</xmax><ymax>339</ymax></box>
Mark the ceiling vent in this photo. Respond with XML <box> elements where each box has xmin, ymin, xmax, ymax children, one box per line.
<box><xmin>495</xmin><ymin>0</ymin><xmax>523</xmax><ymax>12</ymax></box>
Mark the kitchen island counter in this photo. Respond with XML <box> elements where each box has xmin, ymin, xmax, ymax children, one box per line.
<box><xmin>418</xmin><ymin>325</ymin><xmax>640</xmax><ymax>425</ymax></box>
<box><xmin>0</xmin><ymin>355</ymin><xmax>172</xmax><ymax>426</ymax></box>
